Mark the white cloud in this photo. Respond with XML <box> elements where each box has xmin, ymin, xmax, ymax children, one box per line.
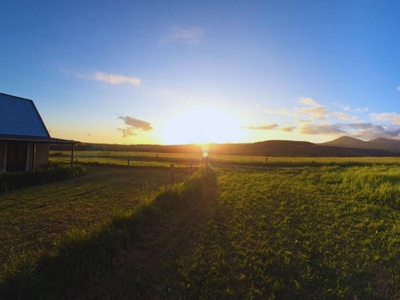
<box><xmin>332</xmin><ymin>112</ymin><xmax>350</xmax><ymax>120</ymax></box>
<box><xmin>397</xmin><ymin>86</ymin><xmax>400</xmax><ymax>91</ymax></box>
<box><xmin>94</xmin><ymin>72</ymin><xmax>141</xmax><ymax>86</ymax></box>
<box><xmin>370</xmin><ymin>113</ymin><xmax>400</xmax><ymax>124</ymax></box>
<box><xmin>118</xmin><ymin>116</ymin><xmax>153</xmax><ymax>137</ymax></box>
<box><xmin>163</xmin><ymin>26</ymin><xmax>204</xmax><ymax>44</ymax></box>
<box><xmin>257</xmin><ymin>97</ymin><xmax>400</xmax><ymax>140</ymax></box>
<box><xmin>297</xmin><ymin>98</ymin><xmax>328</xmax><ymax>119</ymax></box>
<box><xmin>62</xmin><ymin>70</ymin><xmax>141</xmax><ymax>86</ymax></box>
<box><xmin>333</xmin><ymin>102</ymin><xmax>368</xmax><ymax>113</ymax></box>
<box><xmin>298</xmin><ymin>121</ymin><xmax>400</xmax><ymax>140</ymax></box>
<box><xmin>281</xmin><ymin>125</ymin><xmax>296</xmax><ymax>132</ymax></box>
<box><xmin>243</xmin><ymin>123</ymin><xmax>279</xmax><ymax>130</ymax></box>
<box><xmin>299</xmin><ymin>106</ymin><xmax>328</xmax><ymax>118</ymax></box>
<box><xmin>264</xmin><ymin>108</ymin><xmax>292</xmax><ymax>115</ymax></box>
<box><xmin>299</xmin><ymin>123</ymin><xmax>346</xmax><ymax>135</ymax></box>
<box><xmin>300</xmin><ymin>97</ymin><xmax>319</xmax><ymax>106</ymax></box>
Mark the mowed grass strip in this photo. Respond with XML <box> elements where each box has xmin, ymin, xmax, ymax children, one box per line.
<box><xmin>51</xmin><ymin>150</ymin><xmax>400</xmax><ymax>168</ymax></box>
<box><xmin>50</xmin><ymin>151</ymin><xmax>206</xmax><ymax>168</ymax></box>
<box><xmin>0</xmin><ymin>165</ymin><xmax>172</xmax><ymax>279</ymax></box>
<box><xmin>3</xmin><ymin>164</ymin><xmax>400</xmax><ymax>299</ymax></box>
<box><xmin>0</xmin><ymin>166</ymin><xmax>211</xmax><ymax>299</ymax></box>
<box><xmin>171</xmin><ymin>166</ymin><xmax>400</xmax><ymax>299</ymax></box>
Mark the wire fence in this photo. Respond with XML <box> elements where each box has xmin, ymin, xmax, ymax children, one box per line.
<box><xmin>49</xmin><ymin>151</ymin><xmax>207</xmax><ymax>185</ymax></box>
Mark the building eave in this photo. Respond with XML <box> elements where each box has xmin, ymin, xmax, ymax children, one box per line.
<box><xmin>0</xmin><ymin>134</ymin><xmax>79</xmax><ymax>145</ymax></box>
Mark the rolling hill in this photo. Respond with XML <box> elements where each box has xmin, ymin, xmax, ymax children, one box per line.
<box><xmin>58</xmin><ymin>136</ymin><xmax>400</xmax><ymax>157</ymax></box>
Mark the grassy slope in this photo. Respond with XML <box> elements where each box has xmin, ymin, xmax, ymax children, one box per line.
<box><xmin>0</xmin><ymin>165</ymin><xmax>171</xmax><ymax>278</ymax></box>
<box><xmin>50</xmin><ymin>150</ymin><xmax>400</xmax><ymax>168</ymax></box>
<box><xmin>86</xmin><ymin>166</ymin><xmax>400</xmax><ymax>299</ymax></box>
<box><xmin>2</xmin><ymin>163</ymin><xmax>400</xmax><ymax>299</ymax></box>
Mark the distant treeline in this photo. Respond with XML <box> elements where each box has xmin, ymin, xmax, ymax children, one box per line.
<box><xmin>51</xmin><ymin>140</ymin><xmax>400</xmax><ymax>157</ymax></box>
<box><xmin>50</xmin><ymin>143</ymin><xmax>202</xmax><ymax>153</ymax></box>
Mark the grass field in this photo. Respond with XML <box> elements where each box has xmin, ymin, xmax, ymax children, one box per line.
<box><xmin>2</xmin><ymin>156</ymin><xmax>400</xmax><ymax>298</ymax></box>
<box><xmin>0</xmin><ymin>165</ymin><xmax>174</xmax><ymax>279</ymax></box>
<box><xmin>50</xmin><ymin>150</ymin><xmax>400</xmax><ymax>168</ymax></box>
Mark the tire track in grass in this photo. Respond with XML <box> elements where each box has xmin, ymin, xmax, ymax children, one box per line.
<box><xmin>32</xmin><ymin>167</ymin><xmax>219</xmax><ymax>300</ymax></box>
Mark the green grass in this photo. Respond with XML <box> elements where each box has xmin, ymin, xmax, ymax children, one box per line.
<box><xmin>50</xmin><ymin>150</ymin><xmax>206</xmax><ymax>168</ymax></box>
<box><xmin>3</xmin><ymin>158</ymin><xmax>400</xmax><ymax>298</ymax></box>
<box><xmin>50</xmin><ymin>150</ymin><xmax>400</xmax><ymax>168</ymax></box>
<box><xmin>0</xmin><ymin>165</ymin><xmax>174</xmax><ymax>281</ymax></box>
<box><xmin>0</xmin><ymin>166</ymin><xmax>208</xmax><ymax>299</ymax></box>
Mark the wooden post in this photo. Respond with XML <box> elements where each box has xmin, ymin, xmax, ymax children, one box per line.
<box><xmin>128</xmin><ymin>155</ymin><xmax>130</xmax><ymax>166</ymax></box>
<box><xmin>2</xmin><ymin>142</ymin><xmax>7</xmax><ymax>172</ymax></box>
<box><xmin>71</xmin><ymin>144</ymin><xmax>74</xmax><ymax>167</ymax></box>
<box><xmin>170</xmin><ymin>164</ymin><xmax>174</xmax><ymax>185</ymax></box>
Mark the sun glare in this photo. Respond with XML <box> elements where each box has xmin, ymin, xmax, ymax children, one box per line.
<box><xmin>161</xmin><ymin>106</ymin><xmax>243</xmax><ymax>145</ymax></box>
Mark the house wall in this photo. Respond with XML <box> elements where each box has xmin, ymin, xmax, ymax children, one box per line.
<box><xmin>34</xmin><ymin>143</ymin><xmax>49</xmax><ymax>167</ymax></box>
<box><xmin>0</xmin><ymin>141</ymin><xmax>5</xmax><ymax>171</ymax></box>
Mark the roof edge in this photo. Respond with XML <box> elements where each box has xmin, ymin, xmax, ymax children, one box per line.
<box><xmin>0</xmin><ymin>134</ymin><xmax>79</xmax><ymax>144</ymax></box>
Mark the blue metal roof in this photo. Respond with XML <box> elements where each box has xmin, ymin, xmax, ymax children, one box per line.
<box><xmin>0</xmin><ymin>93</ymin><xmax>50</xmax><ymax>138</ymax></box>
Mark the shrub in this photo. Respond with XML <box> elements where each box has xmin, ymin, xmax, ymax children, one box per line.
<box><xmin>0</xmin><ymin>164</ymin><xmax>85</xmax><ymax>192</ymax></box>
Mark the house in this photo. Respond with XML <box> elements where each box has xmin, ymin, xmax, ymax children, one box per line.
<box><xmin>0</xmin><ymin>92</ymin><xmax>77</xmax><ymax>172</ymax></box>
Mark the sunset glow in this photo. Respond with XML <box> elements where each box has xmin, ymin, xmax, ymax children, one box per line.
<box><xmin>161</xmin><ymin>107</ymin><xmax>243</xmax><ymax>145</ymax></box>
<box><xmin>2</xmin><ymin>2</ymin><xmax>400</xmax><ymax>145</ymax></box>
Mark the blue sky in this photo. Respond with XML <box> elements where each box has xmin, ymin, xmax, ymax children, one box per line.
<box><xmin>1</xmin><ymin>0</ymin><xmax>400</xmax><ymax>145</ymax></box>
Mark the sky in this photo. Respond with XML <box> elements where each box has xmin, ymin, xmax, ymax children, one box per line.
<box><xmin>1</xmin><ymin>0</ymin><xmax>400</xmax><ymax>145</ymax></box>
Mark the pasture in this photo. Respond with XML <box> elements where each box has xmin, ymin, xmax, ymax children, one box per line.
<box><xmin>50</xmin><ymin>150</ymin><xmax>400</xmax><ymax>168</ymax></box>
<box><xmin>1</xmin><ymin>155</ymin><xmax>400</xmax><ymax>299</ymax></box>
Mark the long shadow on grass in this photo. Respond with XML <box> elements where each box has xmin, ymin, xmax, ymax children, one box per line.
<box><xmin>0</xmin><ymin>167</ymin><xmax>217</xmax><ymax>300</ymax></box>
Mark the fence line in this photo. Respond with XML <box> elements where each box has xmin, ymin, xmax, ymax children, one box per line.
<box><xmin>169</xmin><ymin>158</ymin><xmax>205</xmax><ymax>184</ymax></box>
<box><xmin>50</xmin><ymin>152</ymin><xmax>207</xmax><ymax>185</ymax></box>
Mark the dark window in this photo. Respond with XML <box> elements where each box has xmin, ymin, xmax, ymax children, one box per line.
<box><xmin>6</xmin><ymin>142</ymin><xmax>27</xmax><ymax>171</ymax></box>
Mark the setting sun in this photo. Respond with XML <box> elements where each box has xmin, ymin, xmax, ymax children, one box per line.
<box><xmin>160</xmin><ymin>106</ymin><xmax>243</xmax><ymax>145</ymax></box>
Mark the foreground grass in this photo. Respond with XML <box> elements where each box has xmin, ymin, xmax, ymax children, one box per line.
<box><xmin>3</xmin><ymin>163</ymin><xmax>400</xmax><ymax>298</ymax></box>
<box><xmin>173</xmin><ymin>166</ymin><xmax>400</xmax><ymax>299</ymax></box>
<box><xmin>50</xmin><ymin>150</ymin><xmax>400</xmax><ymax>168</ymax></box>
<box><xmin>97</xmin><ymin>165</ymin><xmax>400</xmax><ymax>299</ymax></box>
<box><xmin>0</xmin><ymin>165</ymin><xmax>172</xmax><ymax>281</ymax></box>
<box><xmin>0</xmin><ymin>166</ymin><xmax>208</xmax><ymax>299</ymax></box>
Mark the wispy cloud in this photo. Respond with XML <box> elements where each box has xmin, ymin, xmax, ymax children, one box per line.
<box><xmin>62</xmin><ymin>70</ymin><xmax>141</xmax><ymax>86</ymax></box>
<box><xmin>333</xmin><ymin>102</ymin><xmax>368</xmax><ymax>113</ymax></box>
<box><xmin>332</xmin><ymin>112</ymin><xmax>350</xmax><ymax>120</ymax></box>
<box><xmin>243</xmin><ymin>124</ymin><xmax>298</xmax><ymax>133</ymax></box>
<box><xmin>94</xmin><ymin>72</ymin><xmax>140</xmax><ymax>86</ymax></box>
<box><xmin>298</xmin><ymin>97</ymin><xmax>328</xmax><ymax>119</ymax></box>
<box><xmin>397</xmin><ymin>86</ymin><xmax>400</xmax><ymax>91</ymax></box>
<box><xmin>162</xmin><ymin>26</ymin><xmax>204</xmax><ymax>45</ymax></box>
<box><xmin>299</xmin><ymin>121</ymin><xmax>400</xmax><ymax>140</ymax></box>
<box><xmin>243</xmin><ymin>123</ymin><xmax>279</xmax><ymax>130</ymax></box>
<box><xmin>371</xmin><ymin>113</ymin><xmax>400</xmax><ymax>124</ymax></box>
<box><xmin>264</xmin><ymin>108</ymin><xmax>293</xmax><ymax>115</ymax></box>
<box><xmin>281</xmin><ymin>125</ymin><xmax>296</xmax><ymax>132</ymax></box>
<box><xmin>118</xmin><ymin>116</ymin><xmax>153</xmax><ymax>137</ymax></box>
<box><xmin>257</xmin><ymin>97</ymin><xmax>400</xmax><ymax>140</ymax></box>
<box><xmin>299</xmin><ymin>123</ymin><xmax>346</xmax><ymax>135</ymax></box>
<box><xmin>300</xmin><ymin>97</ymin><xmax>318</xmax><ymax>106</ymax></box>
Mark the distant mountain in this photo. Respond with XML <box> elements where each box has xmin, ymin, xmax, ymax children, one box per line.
<box><xmin>320</xmin><ymin>136</ymin><xmax>371</xmax><ymax>149</ymax></box>
<box><xmin>57</xmin><ymin>136</ymin><xmax>400</xmax><ymax>157</ymax></box>
<box><xmin>368</xmin><ymin>138</ymin><xmax>400</xmax><ymax>152</ymax></box>
<box><xmin>321</xmin><ymin>136</ymin><xmax>400</xmax><ymax>153</ymax></box>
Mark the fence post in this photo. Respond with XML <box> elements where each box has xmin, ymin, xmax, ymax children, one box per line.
<box><xmin>170</xmin><ymin>164</ymin><xmax>174</xmax><ymax>185</ymax></box>
<box><xmin>128</xmin><ymin>155</ymin><xmax>130</xmax><ymax>166</ymax></box>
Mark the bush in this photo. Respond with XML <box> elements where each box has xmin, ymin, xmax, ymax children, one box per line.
<box><xmin>0</xmin><ymin>163</ymin><xmax>85</xmax><ymax>192</ymax></box>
